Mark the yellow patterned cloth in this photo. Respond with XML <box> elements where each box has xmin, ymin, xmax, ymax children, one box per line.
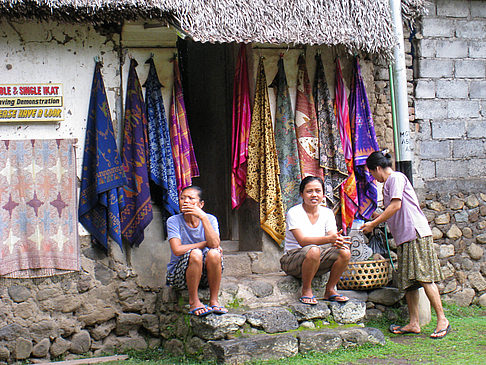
<box><xmin>246</xmin><ymin>58</ymin><xmax>285</xmax><ymax>246</ymax></box>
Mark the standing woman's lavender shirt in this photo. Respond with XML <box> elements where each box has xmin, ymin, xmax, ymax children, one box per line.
<box><xmin>383</xmin><ymin>171</ymin><xmax>431</xmax><ymax>245</ymax></box>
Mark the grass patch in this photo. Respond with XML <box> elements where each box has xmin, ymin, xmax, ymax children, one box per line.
<box><xmin>104</xmin><ymin>303</ymin><xmax>486</xmax><ymax>365</ymax></box>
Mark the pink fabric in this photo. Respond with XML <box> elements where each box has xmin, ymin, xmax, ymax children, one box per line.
<box><xmin>231</xmin><ymin>44</ymin><xmax>252</xmax><ymax>209</ymax></box>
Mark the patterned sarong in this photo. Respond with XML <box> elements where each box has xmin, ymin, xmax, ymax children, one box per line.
<box><xmin>349</xmin><ymin>58</ymin><xmax>379</xmax><ymax>220</ymax></box>
<box><xmin>144</xmin><ymin>57</ymin><xmax>179</xmax><ymax>216</ymax></box>
<box><xmin>335</xmin><ymin>59</ymin><xmax>358</xmax><ymax>234</ymax></box>
<box><xmin>313</xmin><ymin>54</ymin><xmax>347</xmax><ymax>211</ymax></box>
<box><xmin>295</xmin><ymin>54</ymin><xmax>324</xmax><ymax>179</ymax></box>
<box><xmin>169</xmin><ymin>57</ymin><xmax>200</xmax><ymax>192</ymax></box>
<box><xmin>79</xmin><ymin>62</ymin><xmax>127</xmax><ymax>251</ymax></box>
<box><xmin>246</xmin><ymin>58</ymin><xmax>285</xmax><ymax>246</ymax></box>
<box><xmin>120</xmin><ymin>59</ymin><xmax>153</xmax><ymax>246</ymax></box>
<box><xmin>0</xmin><ymin>139</ymin><xmax>80</xmax><ymax>278</ymax></box>
<box><xmin>231</xmin><ymin>44</ymin><xmax>252</xmax><ymax>209</ymax></box>
<box><xmin>270</xmin><ymin>56</ymin><xmax>301</xmax><ymax>213</ymax></box>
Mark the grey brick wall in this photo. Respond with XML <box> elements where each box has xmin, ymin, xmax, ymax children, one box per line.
<box><xmin>414</xmin><ymin>0</ymin><xmax>486</xmax><ymax>190</ymax></box>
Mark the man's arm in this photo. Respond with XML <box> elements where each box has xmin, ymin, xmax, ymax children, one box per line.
<box><xmin>181</xmin><ymin>205</ymin><xmax>220</xmax><ymax>249</ymax></box>
<box><xmin>360</xmin><ymin>198</ymin><xmax>401</xmax><ymax>234</ymax></box>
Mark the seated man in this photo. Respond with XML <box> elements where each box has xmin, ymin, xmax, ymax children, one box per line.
<box><xmin>166</xmin><ymin>186</ymin><xmax>227</xmax><ymax>316</ymax></box>
<box><xmin>280</xmin><ymin>176</ymin><xmax>351</xmax><ymax>305</ymax></box>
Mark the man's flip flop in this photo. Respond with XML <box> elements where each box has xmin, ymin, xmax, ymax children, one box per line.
<box><xmin>325</xmin><ymin>294</ymin><xmax>349</xmax><ymax>303</ymax></box>
<box><xmin>299</xmin><ymin>296</ymin><xmax>318</xmax><ymax>305</ymax></box>
<box><xmin>211</xmin><ymin>305</ymin><xmax>228</xmax><ymax>315</ymax></box>
<box><xmin>188</xmin><ymin>305</ymin><xmax>213</xmax><ymax>317</ymax></box>
<box><xmin>389</xmin><ymin>324</ymin><xmax>420</xmax><ymax>335</ymax></box>
<box><xmin>430</xmin><ymin>324</ymin><xmax>451</xmax><ymax>339</ymax></box>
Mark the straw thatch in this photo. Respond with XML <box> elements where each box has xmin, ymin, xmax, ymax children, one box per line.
<box><xmin>0</xmin><ymin>0</ymin><xmax>428</xmax><ymax>56</ymax></box>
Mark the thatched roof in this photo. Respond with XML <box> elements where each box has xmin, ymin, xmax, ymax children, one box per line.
<box><xmin>0</xmin><ymin>0</ymin><xmax>428</xmax><ymax>56</ymax></box>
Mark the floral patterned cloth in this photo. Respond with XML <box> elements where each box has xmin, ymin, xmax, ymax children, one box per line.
<box><xmin>270</xmin><ymin>57</ymin><xmax>301</xmax><ymax>213</ymax></box>
<box><xmin>246</xmin><ymin>58</ymin><xmax>285</xmax><ymax>246</ymax></box>
<box><xmin>295</xmin><ymin>54</ymin><xmax>324</xmax><ymax>180</ymax></box>
<box><xmin>313</xmin><ymin>54</ymin><xmax>347</xmax><ymax>211</ymax></box>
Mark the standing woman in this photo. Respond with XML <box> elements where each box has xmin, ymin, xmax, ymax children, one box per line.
<box><xmin>361</xmin><ymin>151</ymin><xmax>450</xmax><ymax>339</ymax></box>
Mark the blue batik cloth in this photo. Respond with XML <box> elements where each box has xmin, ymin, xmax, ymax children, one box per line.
<box><xmin>79</xmin><ymin>62</ymin><xmax>127</xmax><ymax>250</ymax></box>
<box><xmin>350</xmin><ymin>58</ymin><xmax>379</xmax><ymax>220</ymax></box>
<box><xmin>143</xmin><ymin>58</ymin><xmax>179</xmax><ymax>216</ymax></box>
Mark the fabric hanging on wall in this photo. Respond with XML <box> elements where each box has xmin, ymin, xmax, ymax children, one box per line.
<box><xmin>0</xmin><ymin>139</ymin><xmax>80</xmax><ymax>278</ymax></box>
<box><xmin>269</xmin><ymin>56</ymin><xmax>301</xmax><ymax>213</ymax></box>
<box><xmin>335</xmin><ymin>59</ymin><xmax>358</xmax><ymax>234</ymax></box>
<box><xmin>144</xmin><ymin>57</ymin><xmax>179</xmax><ymax>216</ymax></box>
<box><xmin>231</xmin><ymin>44</ymin><xmax>252</xmax><ymax>209</ymax></box>
<box><xmin>79</xmin><ymin>62</ymin><xmax>127</xmax><ymax>251</ymax></box>
<box><xmin>120</xmin><ymin>59</ymin><xmax>153</xmax><ymax>246</ymax></box>
<box><xmin>246</xmin><ymin>57</ymin><xmax>285</xmax><ymax>246</ymax></box>
<box><xmin>349</xmin><ymin>58</ymin><xmax>379</xmax><ymax>220</ymax></box>
<box><xmin>169</xmin><ymin>56</ymin><xmax>200</xmax><ymax>192</ymax></box>
<box><xmin>313</xmin><ymin>53</ymin><xmax>348</xmax><ymax>211</ymax></box>
<box><xmin>295</xmin><ymin>54</ymin><xmax>324</xmax><ymax>180</ymax></box>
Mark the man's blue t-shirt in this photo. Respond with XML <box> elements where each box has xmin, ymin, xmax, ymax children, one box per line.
<box><xmin>166</xmin><ymin>213</ymin><xmax>219</xmax><ymax>275</ymax></box>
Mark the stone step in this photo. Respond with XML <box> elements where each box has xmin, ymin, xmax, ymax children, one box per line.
<box><xmin>206</xmin><ymin>326</ymin><xmax>385</xmax><ymax>363</ymax></box>
<box><xmin>220</xmin><ymin>240</ymin><xmax>239</xmax><ymax>253</ymax></box>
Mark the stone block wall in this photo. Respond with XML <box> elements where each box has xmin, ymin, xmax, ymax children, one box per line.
<box><xmin>414</xmin><ymin>0</ymin><xmax>486</xmax><ymax>192</ymax></box>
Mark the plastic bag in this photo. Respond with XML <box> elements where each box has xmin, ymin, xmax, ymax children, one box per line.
<box><xmin>368</xmin><ymin>227</ymin><xmax>386</xmax><ymax>256</ymax></box>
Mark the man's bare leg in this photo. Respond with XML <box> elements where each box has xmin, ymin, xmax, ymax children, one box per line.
<box><xmin>206</xmin><ymin>249</ymin><xmax>223</xmax><ymax>308</ymax></box>
<box><xmin>186</xmin><ymin>249</ymin><xmax>206</xmax><ymax>315</ymax></box>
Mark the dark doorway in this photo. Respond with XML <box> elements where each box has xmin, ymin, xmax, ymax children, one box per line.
<box><xmin>177</xmin><ymin>39</ymin><xmax>235</xmax><ymax>240</ymax></box>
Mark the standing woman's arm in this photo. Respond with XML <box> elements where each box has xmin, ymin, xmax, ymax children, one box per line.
<box><xmin>360</xmin><ymin>198</ymin><xmax>401</xmax><ymax>234</ymax></box>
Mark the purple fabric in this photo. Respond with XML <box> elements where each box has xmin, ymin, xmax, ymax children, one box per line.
<box><xmin>383</xmin><ymin>172</ymin><xmax>432</xmax><ymax>245</ymax></box>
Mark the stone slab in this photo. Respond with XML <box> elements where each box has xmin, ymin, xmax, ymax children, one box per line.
<box><xmin>328</xmin><ymin>300</ymin><xmax>366</xmax><ymax>324</ymax></box>
<box><xmin>297</xmin><ymin>329</ymin><xmax>342</xmax><ymax>353</ymax></box>
<box><xmin>244</xmin><ymin>307</ymin><xmax>298</xmax><ymax>333</ymax></box>
<box><xmin>289</xmin><ymin>302</ymin><xmax>331</xmax><ymax>322</ymax></box>
<box><xmin>191</xmin><ymin>313</ymin><xmax>246</xmax><ymax>340</ymax></box>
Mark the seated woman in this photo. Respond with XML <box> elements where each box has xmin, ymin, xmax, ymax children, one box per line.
<box><xmin>280</xmin><ymin>176</ymin><xmax>351</xmax><ymax>305</ymax></box>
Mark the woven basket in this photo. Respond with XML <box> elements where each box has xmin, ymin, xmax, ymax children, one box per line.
<box><xmin>337</xmin><ymin>259</ymin><xmax>392</xmax><ymax>290</ymax></box>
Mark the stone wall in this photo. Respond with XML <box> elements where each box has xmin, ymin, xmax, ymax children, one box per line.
<box><xmin>414</xmin><ymin>0</ymin><xmax>486</xmax><ymax>192</ymax></box>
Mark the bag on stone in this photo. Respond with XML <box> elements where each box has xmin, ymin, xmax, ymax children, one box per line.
<box><xmin>367</xmin><ymin>227</ymin><xmax>386</xmax><ymax>256</ymax></box>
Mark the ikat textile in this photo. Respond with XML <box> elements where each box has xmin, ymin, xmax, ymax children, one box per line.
<box><xmin>79</xmin><ymin>62</ymin><xmax>127</xmax><ymax>251</ymax></box>
<box><xmin>120</xmin><ymin>59</ymin><xmax>153</xmax><ymax>246</ymax></box>
<box><xmin>349</xmin><ymin>58</ymin><xmax>379</xmax><ymax>220</ymax></box>
<box><xmin>313</xmin><ymin>54</ymin><xmax>347</xmax><ymax>211</ymax></box>
<box><xmin>295</xmin><ymin>54</ymin><xmax>324</xmax><ymax>180</ymax></box>
<box><xmin>270</xmin><ymin>56</ymin><xmax>301</xmax><ymax>213</ymax></box>
<box><xmin>144</xmin><ymin>57</ymin><xmax>179</xmax><ymax>216</ymax></box>
<box><xmin>169</xmin><ymin>57</ymin><xmax>200</xmax><ymax>192</ymax></box>
<box><xmin>246</xmin><ymin>58</ymin><xmax>285</xmax><ymax>246</ymax></box>
<box><xmin>335</xmin><ymin>59</ymin><xmax>358</xmax><ymax>234</ymax></box>
<box><xmin>0</xmin><ymin>139</ymin><xmax>79</xmax><ymax>278</ymax></box>
<box><xmin>231</xmin><ymin>44</ymin><xmax>251</xmax><ymax>209</ymax></box>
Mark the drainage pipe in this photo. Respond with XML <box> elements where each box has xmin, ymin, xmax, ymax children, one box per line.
<box><xmin>389</xmin><ymin>0</ymin><xmax>413</xmax><ymax>184</ymax></box>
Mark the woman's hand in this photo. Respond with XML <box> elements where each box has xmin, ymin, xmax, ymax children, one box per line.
<box><xmin>333</xmin><ymin>230</ymin><xmax>351</xmax><ymax>250</ymax></box>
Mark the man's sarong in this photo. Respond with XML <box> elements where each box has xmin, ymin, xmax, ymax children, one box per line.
<box><xmin>79</xmin><ymin>62</ymin><xmax>126</xmax><ymax>251</ymax></box>
<box><xmin>349</xmin><ymin>58</ymin><xmax>379</xmax><ymax>220</ymax></box>
<box><xmin>144</xmin><ymin>57</ymin><xmax>179</xmax><ymax>216</ymax></box>
<box><xmin>169</xmin><ymin>57</ymin><xmax>200</xmax><ymax>192</ymax></box>
<box><xmin>246</xmin><ymin>58</ymin><xmax>285</xmax><ymax>246</ymax></box>
<box><xmin>335</xmin><ymin>59</ymin><xmax>358</xmax><ymax>233</ymax></box>
<box><xmin>314</xmin><ymin>54</ymin><xmax>347</xmax><ymax>211</ymax></box>
<box><xmin>120</xmin><ymin>59</ymin><xmax>153</xmax><ymax>246</ymax></box>
<box><xmin>270</xmin><ymin>56</ymin><xmax>301</xmax><ymax>213</ymax></box>
<box><xmin>231</xmin><ymin>44</ymin><xmax>252</xmax><ymax>209</ymax></box>
<box><xmin>295</xmin><ymin>54</ymin><xmax>324</xmax><ymax>179</ymax></box>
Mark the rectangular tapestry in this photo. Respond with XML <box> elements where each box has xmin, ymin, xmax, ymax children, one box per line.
<box><xmin>0</xmin><ymin>139</ymin><xmax>80</xmax><ymax>278</ymax></box>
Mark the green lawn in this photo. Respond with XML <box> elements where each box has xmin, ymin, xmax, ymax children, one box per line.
<box><xmin>107</xmin><ymin>303</ymin><xmax>486</xmax><ymax>365</ymax></box>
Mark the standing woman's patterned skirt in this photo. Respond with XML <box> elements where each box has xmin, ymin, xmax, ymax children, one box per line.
<box><xmin>397</xmin><ymin>235</ymin><xmax>444</xmax><ymax>291</ymax></box>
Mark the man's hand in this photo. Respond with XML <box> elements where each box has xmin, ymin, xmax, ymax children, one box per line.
<box><xmin>180</xmin><ymin>202</ymin><xmax>206</xmax><ymax>219</ymax></box>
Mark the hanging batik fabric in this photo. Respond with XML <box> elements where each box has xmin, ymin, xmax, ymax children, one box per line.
<box><xmin>313</xmin><ymin>54</ymin><xmax>347</xmax><ymax>211</ymax></box>
<box><xmin>335</xmin><ymin>59</ymin><xmax>358</xmax><ymax>234</ymax></box>
<box><xmin>120</xmin><ymin>59</ymin><xmax>153</xmax><ymax>246</ymax></box>
<box><xmin>169</xmin><ymin>57</ymin><xmax>200</xmax><ymax>192</ymax></box>
<box><xmin>0</xmin><ymin>139</ymin><xmax>80</xmax><ymax>278</ymax></box>
<box><xmin>269</xmin><ymin>56</ymin><xmax>301</xmax><ymax>213</ymax></box>
<box><xmin>295</xmin><ymin>54</ymin><xmax>324</xmax><ymax>180</ymax></box>
<box><xmin>144</xmin><ymin>57</ymin><xmax>179</xmax><ymax>216</ymax></box>
<box><xmin>231</xmin><ymin>44</ymin><xmax>251</xmax><ymax>209</ymax></box>
<box><xmin>349</xmin><ymin>58</ymin><xmax>379</xmax><ymax>220</ymax></box>
<box><xmin>246</xmin><ymin>58</ymin><xmax>285</xmax><ymax>246</ymax></box>
<box><xmin>79</xmin><ymin>62</ymin><xmax>127</xmax><ymax>251</ymax></box>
